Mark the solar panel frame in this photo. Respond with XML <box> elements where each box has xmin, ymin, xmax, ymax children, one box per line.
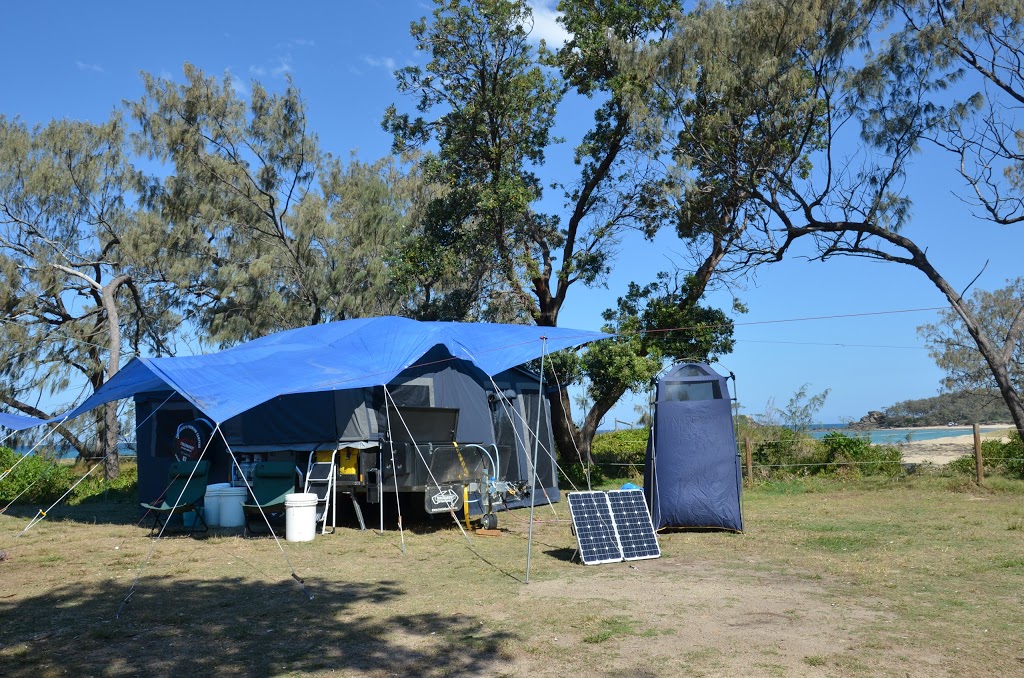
<box><xmin>567</xmin><ymin>491</ymin><xmax>622</xmax><ymax>565</ymax></box>
<box><xmin>607</xmin><ymin>489</ymin><xmax>661</xmax><ymax>562</ymax></box>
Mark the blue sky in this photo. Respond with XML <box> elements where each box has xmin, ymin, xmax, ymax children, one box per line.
<box><xmin>3</xmin><ymin>0</ymin><xmax>1022</xmax><ymax>425</ymax></box>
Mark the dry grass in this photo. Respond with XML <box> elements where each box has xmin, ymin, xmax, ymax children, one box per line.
<box><xmin>0</xmin><ymin>476</ymin><xmax>1022</xmax><ymax>677</ymax></box>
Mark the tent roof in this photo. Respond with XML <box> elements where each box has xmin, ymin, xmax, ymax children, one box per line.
<box><xmin>0</xmin><ymin>317</ymin><xmax>608</xmax><ymax>431</ymax></box>
<box><xmin>661</xmin><ymin>362</ymin><xmax>726</xmax><ymax>383</ymax></box>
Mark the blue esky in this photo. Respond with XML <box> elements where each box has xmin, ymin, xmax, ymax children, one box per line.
<box><xmin>3</xmin><ymin>0</ymin><xmax>1022</xmax><ymax>425</ymax></box>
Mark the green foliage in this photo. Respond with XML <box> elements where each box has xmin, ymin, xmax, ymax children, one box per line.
<box><xmin>558</xmin><ymin>462</ymin><xmax>607</xmax><ymax>490</ymax></box>
<box><xmin>818</xmin><ymin>433</ymin><xmax>903</xmax><ymax>477</ymax></box>
<box><xmin>947</xmin><ymin>431</ymin><xmax>1024</xmax><ymax>478</ymax></box>
<box><xmin>590</xmin><ymin>428</ymin><xmax>648</xmax><ymax>467</ymax></box>
<box><xmin>880</xmin><ymin>391</ymin><xmax>1013</xmax><ymax>428</ymax></box>
<box><xmin>0</xmin><ymin>113</ymin><xmax>163</xmax><ymax>465</ymax></box>
<box><xmin>0</xmin><ymin>447</ymin><xmax>75</xmax><ymax>504</ymax></box>
<box><xmin>68</xmin><ymin>461</ymin><xmax>139</xmax><ymax>505</ymax></box>
<box><xmin>134</xmin><ymin>65</ymin><xmax>420</xmax><ymax>343</ymax></box>
<box><xmin>918</xmin><ymin>279</ymin><xmax>1024</xmax><ymax>400</ymax></box>
<box><xmin>740</xmin><ymin>424</ymin><xmax>904</xmax><ymax>479</ymax></box>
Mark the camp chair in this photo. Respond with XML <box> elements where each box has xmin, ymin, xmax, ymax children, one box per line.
<box><xmin>242</xmin><ymin>462</ymin><xmax>297</xmax><ymax>536</ymax></box>
<box><xmin>141</xmin><ymin>460</ymin><xmax>210</xmax><ymax>537</ymax></box>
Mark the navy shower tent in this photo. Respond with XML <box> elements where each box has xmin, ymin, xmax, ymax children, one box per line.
<box><xmin>644</xmin><ymin>363</ymin><xmax>743</xmax><ymax>531</ymax></box>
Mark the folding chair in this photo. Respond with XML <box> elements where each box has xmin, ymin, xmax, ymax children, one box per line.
<box><xmin>241</xmin><ymin>462</ymin><xmax>297</xmax><ymax>536</ymax></box>
<box><xmin>141</xmin><ymin>460</ymin><xmax>210</xmax><ymax>537</ymax></box>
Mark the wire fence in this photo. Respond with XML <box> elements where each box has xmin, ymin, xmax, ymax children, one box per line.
<box><xmin>575</xmin><ymin>428</ymin><xmax>1023</xmax><ymax>485</ymax></box>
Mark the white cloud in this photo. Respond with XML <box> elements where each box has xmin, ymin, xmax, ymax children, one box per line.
<box><xmin>227</xmin><ymin>71</ymin><xmax>250</xmax><ymax>98</ymax></box>
<box><xmin>362</xmin><ymin>55</ymin><xmax>398</xmax><ymax>73</ymax></box>
<box><xmin>249</xmin><ymin>65</ymin><xmax>267</xmax><ymax>77</ymax></box>
<box><xmin>271</xmin><ymin>56</ymin><xmax>292</xmax><ymax>77</ymax></box>
<box><xmin>527</xmin><ymin>1</ymin><xmax>570</xmax><ymax>46</ymax></box>
<box><xmin>276</xmin><ymin>38</ymin><xmax>316</xmax><ymax>50</ymax></box>
<box><xmin>75</xmin><ymin>60</ymin><xmax>103</xmax><ymax>73</ymax></box>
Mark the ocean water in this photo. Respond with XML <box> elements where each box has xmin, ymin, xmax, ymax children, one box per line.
<box><xmin>809</xmin><ymin>426</ymin><xmax>1005</xmax><ymax>445</ymax></box>
<box><xmin>10</xmin><ymin>443</ymin><xmax>137</xmax><ymax>459</ymax></box>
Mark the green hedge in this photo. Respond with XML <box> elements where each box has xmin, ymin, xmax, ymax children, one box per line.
<box><xmin>0</xmin><ymin>446</ymin><xmax>76</xmax><ymax>504</ymax></box>
<box><xmin>591</xmin><ymin>428</ymin><xmax>648</xmax><ymax>467</ymax></box>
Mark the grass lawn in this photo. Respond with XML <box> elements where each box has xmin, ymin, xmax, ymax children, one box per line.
<box><xmin>1</xmin><ymin>474</ymin><xmax>1022</xmax><ymax>677</ymax></box>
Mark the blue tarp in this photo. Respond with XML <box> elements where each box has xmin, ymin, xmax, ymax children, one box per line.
<box><xmin>0</xmin><ymin>317</ymin><xmax>608</xmax><ymax>431</ymax></box>
<box><xmin>644</xmin><ymin>363</ymin><xmax>743</xmax><ymax>531</ymax></box>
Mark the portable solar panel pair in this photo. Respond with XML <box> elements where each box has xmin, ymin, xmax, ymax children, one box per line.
<box><xmin>567</xmin><ymin>489</ymin><xmax>661</xmax><ymax>565</ymax></box>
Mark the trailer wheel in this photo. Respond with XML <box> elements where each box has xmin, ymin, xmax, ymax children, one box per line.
<box><xmin>480</xmin><ymin>513</ymin><xmax>498</xmax><ymax>530</ymax></box>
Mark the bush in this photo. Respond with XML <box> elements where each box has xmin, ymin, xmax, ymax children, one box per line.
<box><xmin>69</xmin><ymin>461</ymin><xmax>138</xmax><ymax>505</ymax></box>
<box><xmin>559</xmin><ymin>462</ymin><xmax>607</xmax><ymax>490</ymax></box>
<box><xmin>0</xmin><ymin>446</ymin><xmax>76</xmax><ymax>504</ymax></box>
<box><xmin>590</xmin><ymin>428</ymin><xmax>648</xmax><ymax>467</ymax></box>
<box><xmin>818</xmin><ymin>433</ymin><xmax>903</xmax><ymax>477</ymax></box>
<box><xmin>745</xmin><ymin>429</ymin><xmax>903</xmax><ymax>479</ymax></box>
<box><xmin>947</xmin><ymin>431</ymin><xmax>1024</xmax><ymax>478</ymax></box>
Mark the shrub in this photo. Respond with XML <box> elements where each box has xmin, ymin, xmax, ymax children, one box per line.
<box><xmin>948</xmin><ymin>431</ymin><xmax>1024</xmax><ymax>478</ymax></box>
<box><xmin>69</xmin><ymin>461</ymin><xmax>138</xmax><ymax>505</ymax></box>
<box><xmin>817</xmin><ymin>433</ymin><xmax>903</xmax><ymax>477</ymax></box>
<box><xmin>559</xmin><ymin>462</ymin><xmax>607</xmax><ymax>490</ymax></box>
<box><xmin>591</xmin><ymin>428</ymin><xmax>648</xmax><ymax>467</ymax></box>
<box><xmin>745</xmin><ymin>429</ymin><xmax>903</xmax><ymax>479</ymax></box>
<box><xmin>0</xmin><ymin>446</ymin><xmax>75</xmax><ymax>505</ymax></box>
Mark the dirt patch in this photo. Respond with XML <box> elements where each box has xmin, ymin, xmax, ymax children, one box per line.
<box><xmin>513</xmin><ymin>557</ymin><xmax>893</xmax><ymax>677</ymax></box>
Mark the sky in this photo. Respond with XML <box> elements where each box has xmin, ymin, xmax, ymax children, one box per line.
<box><xmin>2</xmin><ymin>0</ymin><xmax>1022</xmax><ymax>426</ymax></box>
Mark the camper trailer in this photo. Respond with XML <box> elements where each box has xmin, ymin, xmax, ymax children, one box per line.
<box><xmin>133</xmin><ymin>347</ymin><xmax>558</xmax><ymax>530</ymax></box>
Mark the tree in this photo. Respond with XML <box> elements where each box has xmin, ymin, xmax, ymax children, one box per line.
<box><xmin>618</xmin><ymin>0</ymin><xmax>1024</xmax><ymax>439</ymax></box>
<box><xmin>556</xmin><ymin>272</ymin><xmax>735</xmax><ymax>463</ymax></box>
<box><xmin>0</xmin><ymin>114</ymin><xmax>170</xmax><ymax>478</ymax></box>
<box><xmin>919</xmin><ymin>278</ymin><xmax>1024</xmax><ymax>399</ymax></box>
<box><xmin>385</xmin><ymin>0</ymin><xmax>738</xmax><ymax>463</ymax></box>
<box><xmin>133</xmin><ymin>64</ymin><xmax>421</xmax><ymax>345</ymax></box>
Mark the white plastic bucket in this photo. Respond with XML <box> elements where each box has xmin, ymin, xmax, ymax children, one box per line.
<box><xmin>284</xmin><ymin>492</ymin><xmax>318</xmax><ymax>542</ymax></box>
<box><xmin>219</xmin><ymin>487</ymin><xmax>249</xmax><ymax>528</ymax></box>
<box><xmin>204</xmin><ymin>483</ymin><xmax>231</xmax><ymax>527</ymax></box>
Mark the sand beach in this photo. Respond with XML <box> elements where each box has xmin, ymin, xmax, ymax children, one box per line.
<box><xmin>894</xmin><ymin>424</ymin><xmax>1015</xmax><ymax>465</ymax></box>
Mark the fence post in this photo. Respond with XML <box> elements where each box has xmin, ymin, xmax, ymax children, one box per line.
<box><xmin>973</xmin><ymin>423</ymin><xmax>984</xmax><ymax>486</ymax></box>
<box><xmin>744</xmin><ymin>438</ymin><xmax>753</xmax><ymax>488</ymax></box>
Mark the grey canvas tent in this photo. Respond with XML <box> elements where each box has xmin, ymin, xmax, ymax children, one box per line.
<box><xmin>133</xmin><ymin>346</ymin><xmax>559</xmax><ymax>519</ymax></box>
<box><xmin>1</xmin><ymin>317</ymin><xmax>607</xmax><ymax>528</ymax></box>
<box><xmin>644</xmin><ymin>363</ymin><xmax>743</xmax><ymax>531</ymax></box>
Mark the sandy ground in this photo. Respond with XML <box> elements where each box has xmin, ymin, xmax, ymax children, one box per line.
<box><xmin>894</xmin><ymin>425</ymin><xmax>1014</xmax><ymax>465</ymax></box>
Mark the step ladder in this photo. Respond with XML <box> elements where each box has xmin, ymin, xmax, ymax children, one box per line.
<box><xmin>305</xmin><ymin>451</ymin><xmax>337</xmax><ymax>535</ymax></box>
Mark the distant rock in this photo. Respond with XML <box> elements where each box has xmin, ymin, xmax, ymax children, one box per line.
<box><xmin>851</xmin><ymin>410</ymin><xmax>887</xmax><ymax>430</ymax></box>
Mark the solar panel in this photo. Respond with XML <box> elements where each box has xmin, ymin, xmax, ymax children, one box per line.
<box><xmin>608</xmin><ymin>489</ymin><xmax>661</xmax><ymax>561</ymax></box>
<box><xmin>568</xmin><ymin>489</ymin><xmax>660</xmax><ymax>565</ymax></box>
<box><xmin>567</xmin><ymin>491</ymin><xmax>622</xmax><ymax>565</ymax></box>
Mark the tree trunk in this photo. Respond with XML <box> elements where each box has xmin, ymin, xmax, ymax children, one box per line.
<box><xmin>901</xmin><ymin>246</ymin><xmax>1024</xmax><ymax>441</ymax></box>
<box><xmin>548</xmin><ymin>387</ymin><xmax>585</xmax><ymax>468</ymax></box>
<box><xmin>100</xmin><ymin>277</ymin><xmax>128</xmax><ymax>480</ymax></box>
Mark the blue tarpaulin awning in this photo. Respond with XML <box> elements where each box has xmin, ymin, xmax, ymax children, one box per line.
<box><xmin>0</xmin><ymin>317</ymin><xmax>608</xmax><ymax>431</ymax></box>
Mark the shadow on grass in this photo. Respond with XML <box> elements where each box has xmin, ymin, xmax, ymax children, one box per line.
<box><xmin>542</xmin><ymin>547</ymin><xmax>577</xmax><ymax>563</ymax></box>
<box><xmin>0</xmin><ymin>577</ymin><xmax>518</xmax><ymax>676</ymax></box>
<box><xmin>1</xmin><ymin>499</ymin><xmax>143</xmax><ymax>527</ymax></box>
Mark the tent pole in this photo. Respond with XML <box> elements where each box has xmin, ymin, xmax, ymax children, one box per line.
<box><xmin>526</xmin><ymin>337</ymin><xmax>547</xmax><ymax>584</ymax></box>
<box><xmin>383</xmin><ymin>386</ymin><xmax>406</xmax><ymax>553</ymax></box>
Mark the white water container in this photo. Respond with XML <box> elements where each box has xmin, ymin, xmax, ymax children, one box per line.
<box><xmin>203</xmin><ymin>483</ymin><xmax>232</xmax><ymax>527</ymax></box>
<box><xmin>219</xmin><ymin>487</ymin><xmax>249</xmax><ymax>528</ymax></box>
<box><xmin>284</xmin><ymin>493</ymin><xmax>318</xmax><ymax>542</ymax></box>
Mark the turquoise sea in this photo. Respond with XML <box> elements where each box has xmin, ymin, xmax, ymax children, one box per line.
<box><xmin>810</xmin><ymin>425</ymin><xmax>1006</xmax><ymax>445</ymax></box>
